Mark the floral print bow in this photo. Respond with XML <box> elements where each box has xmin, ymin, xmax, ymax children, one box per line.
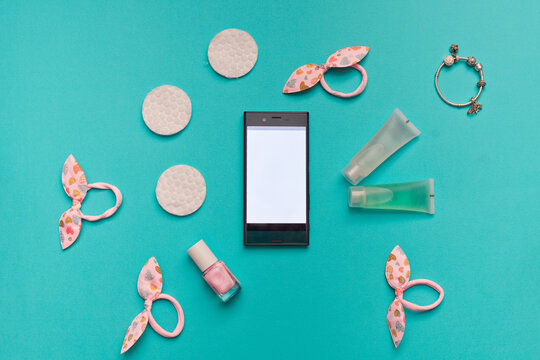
<box><xmin>59</xmin><ymin>154</ymin><xmax>122</xmax><ymax>250</ymax></box>
<box><xmin>282</xmin><ymin>46</ymin><xmax>370</xmax><ymax>98</ymax></box>
<box><xmin>121</xmin><ymin>257</ymin><xmax>185</xmax><ymax>354</ymax></box>
<box><xmin>385</xmin><ymin>246</ymin><xmax>444</xmax><ymax>348</ymax></box>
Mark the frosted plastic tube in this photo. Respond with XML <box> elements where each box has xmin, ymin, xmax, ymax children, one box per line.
<box><xmin>342</xmin><ymin>108</ymin><xmax>420</xmax><ymax>185</ymax></box>
<box><xmin>348</xmin><ymin>179</ymin><xmax>435</xmax><ymax>214</ymax></box>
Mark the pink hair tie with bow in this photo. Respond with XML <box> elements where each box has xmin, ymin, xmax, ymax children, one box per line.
<box><xmin>385</xmin><ymin>246</ymin><xmax>444</xmax><ymax>348</ymax></box>
<box><xmin>282</xmin><ymin>46</ymin><xmax>370</xmax><ymax>98</ymax></box>
<box><xmin>59</xmin><ymin>154</ymin><xmax>123</xmax><ymax>250</ymax></box>
<box><xmin>121</xmin><ymin>257</ymin><xmax>185</xmax><ymax>354</ymax></box>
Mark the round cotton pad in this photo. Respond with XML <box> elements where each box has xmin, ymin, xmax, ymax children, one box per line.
<box><xmin>155</xmin><ymin>165</ymin><xmax>206</xmax><ymax>216</ymax></box>
<box><xmin>208</xmin><ymin>29</ymin><xmax>258</xmax><ymax>78</ymax></box>
<box><xmin>142</xmin><ymin>85</ymin><xmax>192</xmax><ymax>136</ymax></box>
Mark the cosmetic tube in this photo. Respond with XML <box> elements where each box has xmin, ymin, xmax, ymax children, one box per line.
<box><xmin>342</xmin><ymin>108</ymin><xmax>420</xmax><ymax>185</ymax></box>
<box><xmin>348</xmin><ymin>179</ymin><xmax>434</xmax><ymax>214</ymax></box>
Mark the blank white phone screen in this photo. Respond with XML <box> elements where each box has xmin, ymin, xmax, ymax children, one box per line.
<box><xmin>246</xmin><ymin>126</ymin><xmax>306</xmax><ymax>224</ymax></box>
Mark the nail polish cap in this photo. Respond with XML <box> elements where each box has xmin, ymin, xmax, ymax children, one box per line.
<box><xmin>187</xmin><ymin>240</ymin><xmax>218</xmax><ymax>272</ymax></box>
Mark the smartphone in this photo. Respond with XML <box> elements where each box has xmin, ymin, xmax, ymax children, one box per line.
<box><xmin>244</xmin><ymin>112</ymin><xmax>309</xmax><ymax>246</ymax></box>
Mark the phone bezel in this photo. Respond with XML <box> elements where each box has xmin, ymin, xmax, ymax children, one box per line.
<box><xmin>244</xmin><ymin>111</ymin><xmax>309</xmax><ymax>246</ymax></box>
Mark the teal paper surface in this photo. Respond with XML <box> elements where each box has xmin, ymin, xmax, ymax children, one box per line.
<box><xmin>1</xmin><ymin>1</ymin><xmax>539</xmax><ymax>359</ymax></box>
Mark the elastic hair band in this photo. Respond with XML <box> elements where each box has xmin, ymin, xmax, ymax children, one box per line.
<box><xmin>283</xmin><ymin>46</ymin><xmax>369</xmax><ymax>98</ymax></box>
<box><xmin>121</xmin><ymin>257</ymin><xmax>185</xmax><ymax>354</ymax></box>
<box><xmin>58</xmin><ymin>154</ymin><xmax>123</xmax><ymax>250</ymax></box>
<box><xmin>385</xmin><ymin>246</ymin><xmax>444</xmax><ymax>348</ymax></box>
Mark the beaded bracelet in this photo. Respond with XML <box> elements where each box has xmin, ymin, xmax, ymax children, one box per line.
<box><xmin>435</xmin><ymin>44</ymin><xmax>485</xmax><ymax>115</ymax></box>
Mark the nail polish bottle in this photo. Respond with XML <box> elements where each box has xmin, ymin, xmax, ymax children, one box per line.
<box><xmin>187</xmin><ymin>240</ymin><xmax>241</xmax><ymax>302</ymax></box>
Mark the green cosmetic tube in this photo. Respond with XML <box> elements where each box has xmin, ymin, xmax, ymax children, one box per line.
<box><xmin>342</xmin><ymin>108</ymin><xmax>420</xmax><ymax>185</ymax></box>
<box><xmin>348</xmin><ymin>179</ymin><xmax>435</xmax><ymax>214</ymax></box>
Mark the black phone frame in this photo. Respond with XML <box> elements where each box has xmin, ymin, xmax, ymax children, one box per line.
<box><xmin>244</xmin><ymin>111</ymin><xmax>309</xmax><ymax>246</ymax></box>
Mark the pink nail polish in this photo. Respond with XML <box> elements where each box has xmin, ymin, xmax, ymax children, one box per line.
<box><xmin>187</xmin><ymin>240</ymin><xmax>241</xmax><ymax>302</ymax></box>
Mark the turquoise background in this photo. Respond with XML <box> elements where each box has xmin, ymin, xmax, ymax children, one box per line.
<box><xmin>1</xmin><ymin>0</ymin><xmax>539</xmax><ymax>358</ymax></box>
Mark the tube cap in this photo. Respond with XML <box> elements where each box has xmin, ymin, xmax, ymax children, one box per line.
<box><xmin>187</xmin><ymin>240</ymin><xmax>218</xmax><ymax>272</ymax></box>
<box><xmin>348</xmin><ymin>187</ymin><xmax>367</xmax><ymax>207</ymax></box>
<box><xmin>342</xmin><ymin>162</ymin><xmax>367</xmax><ymax>185</ymax></box>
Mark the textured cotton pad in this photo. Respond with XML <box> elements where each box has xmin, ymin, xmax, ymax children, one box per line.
<box><xmin>142</xmin><ymin>85</ymin><xmax>192</xmax><ymax>135</ymax></box>
<box><xmin>155</xmin><ymin>165</ymin><xmax>206</xmax><ymax>216</ymax></box>
<box><xmin>208</xmin><ymin>29</ymin><xmax>258</xmax><ymax>78</ymax></box>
